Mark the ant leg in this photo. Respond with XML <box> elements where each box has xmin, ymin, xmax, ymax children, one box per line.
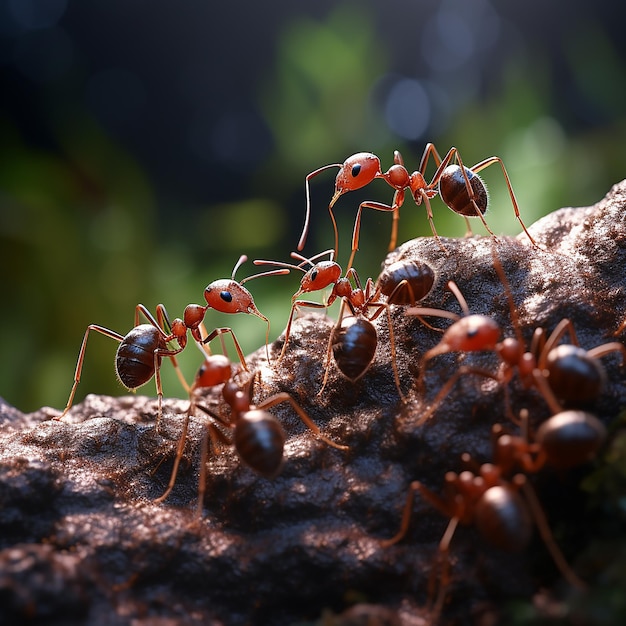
<box><xmin>196</xmin><ymin>422</ymin><xmax>230</xmax><ymax>519</ymax></box>
<box><xmin>319</xmin><ymin>300</ymin><xmax>348</xmax><ymax>395</ymax></box>
<box><xmin>587</xmin><ymin>341</ymin><xmax>626</xmax><ymax>364</ymax></box>
<box><xmin>203</xmin><ymin>327</ymin><xmax>249</xmax><ymax>371</ymax></box>
<box><xmin>519</xmin><ymin>477</ymin><xmax>587</xmax><ymax>590</ymax></box>
<box><xmin>388</xmin><ymin>188</ymin><xmax>405</xmax><ymax>253</ymax></box>
<box><xmin>415</xmin><ymin>366</ymin><xmax>499</xmax><ymax>426</ymax></box>
<box><xmin>367</xmin><ymin>302</ymin><xmax>405</xmax><ymax>401</ymax></box>
<box><xmin>469</xmin><ymin>155</ymin><xmax>539</xmax><ymax>248</ymax></box>
<box><xmin>418</xmin><ymin>142</ymin><xmax>445</xmax><ymax>174</ymax></box>
<box><xmin>256</xmin><ymin>393</ymin><xmax>348</xmax><ymax>451</ymax></box>
<box><xmin>429</xmin><ymin>516</ymin><xmax>460</xmax><ymax>622</ymax></box>
<box><xmin>454</xmin><ymin>151</ymin><xmax>498</xmax><ymax>237</ymax></box>
<box><xmin>346</xmin><ymin>199</ymin><xmax>400</xmax><ymax>272</ymax></box>
<box><xmin>538</xmin><ymin>319</ymin><xmax>579</xmax><ymax>366</ymax></box>
<box><xmin>57</xmin><ymin>325</ymin><xmax>125</xmax><ymax>419</ymax></box>
<box><xmin>415</xmin><ymin>189</ymin><xmax>446</xmax><ymax>252</ymax></box>
<box><xmin>153</xmin><ymin>344</ymin><xmax>186</xmax><ymax>431</ymax></box>
<box><xmin>278</xmin><ymin>300</ymin><xmax>330</xmax><ymax>363</ymax></box>
<box><xmin>380</xmin><ymin>480</ymin><xmax>419</xmax><ymax>547</ymax></box>
<box><xmin>153</xmin><ymin>403</ymin><xmax>192</xmax><ymax>504</ymax></box>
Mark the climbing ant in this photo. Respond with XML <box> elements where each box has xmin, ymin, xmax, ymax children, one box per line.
<box><xmin>382</xmin><ymin>408</ymin><xmax>597</xmax><ymax>619</ymax></box>
<box><xmin>57</xmin><ymin>255</ymin><xmax>286</xmax><ymax>426</ymax></box>
<box><xmin>490</xmin><ymin>408</ymin><xmax>607</xmax><ymax>474</ymax></box>
<box><xmin>298</xmin><ymin>144</ymin><xmax>538</xmax><ymax>270</ymax></box>
<box><xmin>381</xmin><ymin>456</ymin><xmax>587</xmax><ymax>621</ymax></box>
<box><xmin>255</xmin><ymin>251</ymin><xmax>409</xmax><ymax>397</ymax></box>
<box><xmin>406</xmin><ymin>254</ymin><xmax>626</xmax><ymax>424</ymax></box>
<box><xmin>154</xmin><ymin>354</ymin><xmax>348</xmax><ymax>515</ymax></box>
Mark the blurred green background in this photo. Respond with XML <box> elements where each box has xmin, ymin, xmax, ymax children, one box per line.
<box><xmin>1</xmin><ymin>1</ymin><xmax>625</xmax><ymax>413</ymax></box>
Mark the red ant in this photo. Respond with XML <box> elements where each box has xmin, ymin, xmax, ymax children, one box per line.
<box><xmin>298</xmin><ymin>144</ymin><xmax>538</xmax><ymax>270</ymax></box>
<box><xmin>406</xmin><ymin>256</ymin><xmax>626</xmax><ymax>424</ymax></box>
<box><xmin>491</xmin><ymin>408</ymin><xmax>607</xmax><ymax>474</ymax></box>
<box><xmin>382</xmin><ymin>407</ymin><xmax>597</xmax><ymax>619</ymax></box>
<box><xmin>154</xmin><ymin>354</ymin><xmax>348</xmax><ymax>515</ymax></box>
<box><xmin>57</xmin><ymin>255</ymin><xmax>286</xmax><ymax>427</ymax></box>
<box><xmin>255</xmin><ymin>251</ymin><xmax>411</xmax><ymax>397</ymax></box>
<box><xmin>375</xmin><ymin>258</ymin><xmax>436</xmax><ymax>306</ymax></box>
<box><xmin>381</xmin><ymin>459</ymin><xmax>587</xmax><ymax>620</ymax></box>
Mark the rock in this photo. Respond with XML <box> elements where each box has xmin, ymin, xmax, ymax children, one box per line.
<box><xmin>1</xmin><ymin>180</ymin><xmax>626</xmax><ymax>625</ymax></box>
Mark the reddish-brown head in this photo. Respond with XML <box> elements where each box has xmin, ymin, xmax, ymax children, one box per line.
<box><xmin>331</xmin><ymin>152</ymin><xmax>382</xmax><ymax>205</ymax></box>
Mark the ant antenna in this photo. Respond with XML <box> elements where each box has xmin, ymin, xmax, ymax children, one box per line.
<box><xmin>299</xmin><ymin>163</ymin><xmax>343</xmax><ymax>257</ymax></box>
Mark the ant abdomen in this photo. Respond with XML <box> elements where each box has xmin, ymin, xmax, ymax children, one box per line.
<box><xmin>377</xmin><ymin>259</ymin><xmax>435</xmax><ymax>305</ymax></box>
<box><xmin>115</xmin><ymin>324</ymin><xmax>164</xmax><ymax>389</ymax></box>
<box><xmin>545</xmin><ymin>345</ymin><xmax>607</xmax><ymax>406</ymax></box>
<box><xmin>474</xmin><ymin>484</ymin><xmax>532</xmax><ymax>552</ymax></box>
<box><xmin>536</xmin><ymin>410</ymin><xmax>606</xmax><ymax>470</ymax></box>
<box><xmin>439</xmin><ymin>165</ymin><xmax>488</xmax><ymax>217</ymax></box>
<box><xmin>332</xmin><ymin>316</ymin><xmax>377</xmax><ymax>382</ymax></box>
<box><xmin>234</xmin><ymin>410</ymin><xmax>286</xmax><ymax>477</ymax></box>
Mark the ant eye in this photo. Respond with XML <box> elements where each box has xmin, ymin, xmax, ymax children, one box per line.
<box><xmin>220</xmin><ymin>291</ymin><xmax>233</xmax><ymax>303</ymax></box>
<box><xmin>310</xmin><ymin>269</ymin><xmax>318</xmax><ymax>282</ymax></box>
<box><xmin>351</xmin><ymin>163</ymin><xmax>362</xmax><ymax>178</ymax></box>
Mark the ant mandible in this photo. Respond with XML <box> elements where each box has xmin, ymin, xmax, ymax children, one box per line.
<box><xmin>298</xmin><ymin>144</ymin><xmax>538</xmax><ymax>270</ymax></box>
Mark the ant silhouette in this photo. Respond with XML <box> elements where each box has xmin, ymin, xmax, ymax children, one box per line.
<box><xmin>298</xmin><ymin>144</ymin><xmax>538</xmax><ymax>270</ymax></box>
<box><xmin>154</xmin><ymin>354</ymin><xmax>348</xmax><ymax>515</ymax></box>
<box><xmin>57</xmin><ymin>255</ymin><xmax>286</xmax><ymax>427</ymax></box>
<box><xmin>406</xmin><ymin>251</ymin><xmax>626</xmax><ymax>424</ymax></box>
<box><xmin>255</xmin><ymin>250</ymin><xmax>411</xmax><ymax>397</ymax></box>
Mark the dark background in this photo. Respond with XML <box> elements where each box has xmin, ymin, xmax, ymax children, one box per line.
<box><xmin>2</xmin><ymin>0</ymin><xmax>625</xmax><ymax>411</ymax></box>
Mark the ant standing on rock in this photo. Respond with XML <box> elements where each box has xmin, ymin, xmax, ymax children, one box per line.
<box><xmin>57</xmin><ymin>256</ymin><xmax>287</xmax><ymax>427</ymax></box>
<box><xmin>155</xmin><ymin>353</ymin><xmax>348</xmax><ymax>515</ymax></box>
<box><xmin>298</xmin><ymin>144</ymin><xmax>538</xmax><ymax>270</ymax></box>
<box><xmin>382</xmin><ymin>405</ymin><xmax>600</xmax><ymax>621</ymax></box>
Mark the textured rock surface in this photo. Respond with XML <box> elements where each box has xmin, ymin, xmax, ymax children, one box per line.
<box><xmin>2</xmin><ymin>181</ymin><xmax>626</xmax><ymax>625</ymax></box>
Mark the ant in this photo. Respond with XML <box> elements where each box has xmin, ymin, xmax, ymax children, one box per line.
<box><xmin>382</xmin><ymin>408</ymin><xmax>596</xmax><ymax>620</ymax></box>
<box><xmin>406</xmin><ymin>253</ymin><xmax>626</xmax><ymax>424</ymax></box>
<box><xmin>154</xmin><ymin>354</ymin><xmax>348</xmax><ymax>515</ymax></box>
<box><xmin>375</xmin><ymin>258</ymin><xmax>436</xmax><ymax>306</ymax></box>
<box><xmin>298</xmin><ymin>144</ymin><xmax>538</xmax><ymax>270</ymax></box>
<box><xmin>57</xmin><ymin>255</ymin><xmax>286</xmax><ymax>427</ymax></box>
<box><xmin>491</xmin><ymin>408</ymin><xmax>607</xmax><ymax>474</ymax></box>
<box><xmin>254</xmin><ymin>251</ymin><xmax>409</xmax><ymax>397</ymax></box>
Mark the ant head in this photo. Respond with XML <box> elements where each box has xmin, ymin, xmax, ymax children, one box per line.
<box><xmin>297</xmin><ymin>261</ymin><xmax>342</xmax><ymax>296</ymax></box>
<box><xmin>204</xmin><ymin>255</ymin><xmax>277</xmax><ymax>322</ymax></box>
<box><xmin>204</xmin><ymin>279</ymin><xmax>259</xmax><ymax>316</ymax></box>
<box><xmin>192</xmin><ymin>354</ymin><xmax>232</xmax><ymax>390</ymax></box>
<box><xmin>331</xmin><ymin>152</ymin><xmax>382</xmax><ymax>206</ymax></box>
